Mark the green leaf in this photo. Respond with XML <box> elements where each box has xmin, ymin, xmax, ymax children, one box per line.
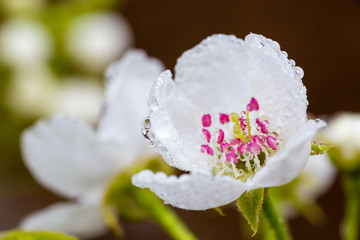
<box><xmin>311</xmin><ymin>142</ymin><xmax>332</xmax><ymax>155</ymax></box>
<box><xmin>0</xmin><ymin>231</ymin><xmax>78</xmax><ymax>240</ymax></box>
<box><xmin>236</xmin><ymin>188</ymin><xmax>264</xmax><ymax>235</ymax></box>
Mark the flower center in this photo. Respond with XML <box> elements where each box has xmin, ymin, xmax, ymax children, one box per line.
<box><xmin>200</xmin><ymin>97</ymin><xmax>282</xmax><ymax>181</ymax></box>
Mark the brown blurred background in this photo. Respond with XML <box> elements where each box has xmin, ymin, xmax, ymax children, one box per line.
<box><xmin>1</xmin><ymin>0</ymin><xmax>359</xmax><ymax>239</ymax></box>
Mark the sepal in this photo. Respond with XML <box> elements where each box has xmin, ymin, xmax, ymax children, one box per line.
<box><xmin>236</xmin><ymin>188</ymin><xmax>264</xmax><ymax>235</ymax></box>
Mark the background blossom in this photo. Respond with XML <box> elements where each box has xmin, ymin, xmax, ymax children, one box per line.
<box><xmin>19</xmin><ymin>50</ymin><xmax>164</xmax><ymax>238</ymax></box>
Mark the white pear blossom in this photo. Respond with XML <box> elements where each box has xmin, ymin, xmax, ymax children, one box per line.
<box><xmin>6</xmin><ymin>64</ymin><xmax>103</xmax><ymax>123</ymax></box>
<box><xmin>6</xmin><ymin>64</ymin><xmax>58</xmax><ymax>117</ymax></box>
<box><xmin>0</xmin><ymin>18</ymin><xmax>53</xmax><ymax>68</ymax></box>
<box><xmin>19</xmin><ymin>50</ymin><xmax>164</xmax><ymax>238</ymax></box>
<box><xmin>132</xmin><ymin>34</ymin><xmax>326</xmax><ymax>210</ymax></box>
<box><xmin>296</xmin><ymin>153</ymin><xmax>336</xmax><ymax>202</ymax></box>
<box><xmin>273</xmin><ymin>153</ymin><xmax>336</xmax><ymax>221</ymax></box>
<box><xmin>320</xmin><ymin>113</ymin><xmax>360</xmax><ymax>163</ymax></box>
<box><xmin>50</xmin><ymin>77</ymin><xmax>104</xmax><ymax>124</ymax></box>
<box><xmin>65</xmin><ymin>12</ymin><xmax>133</xmax><ymax>73</ymax></box>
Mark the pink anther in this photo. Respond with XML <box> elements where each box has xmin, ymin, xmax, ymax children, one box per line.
<box><xmin>202</xmin><ymin>128</ymin><xmax>211</xmax><ymax>143</ymax></box>
<box><xmin>217</xmin><ymin>129</ymin><xmax>225</xmax><ymax>144</ymax></box>
<box><xmin>219</xmin><ymin>113</ymin><xmax>230</xmax><ymax>124</ymax></box>
<box><xmin>201</xmin><ymin>144</ymin><xmax>214</xmax><ymax>155</ymax></box>
<box><xmin>237</xmin><ymin>144</ymin><xmax>246</xmax><ymax>154</ymax></box>
<box><xmin>267</xmin><ymin>136</ymin><xmax>278</xmax><ymax>150</ymax></box>
<box><xmin>202</xmin><ymin>114</ymin><xmax>212</xmax><ymax>127</ymax></box>
<box><xmin>247</xmin><ymin>97</ymin><xmax>259</xmax><ymax>111</ymax></box>
<box><xmin>226</xmin><ymin>152</ymin><xmax>238</xmax><ymax>164</ymax></box>
<box><xmin>230</xmin><ymin>138</ymin><xmax>242</xmax><ymax>146</ymax></box>
<box><xmin>246</xmin><ymin>142</ymin><xmax>261</xmax><ymax>155</ymax></box>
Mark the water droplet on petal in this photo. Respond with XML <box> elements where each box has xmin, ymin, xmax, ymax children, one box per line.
<box><xmin>288</xmin><ymin>59</ymin><xmax>295</xmax><ymax>67</ymax></box>
<box><xmin>142</xmin><ymin>117</ymin><xmax>153</xmax><ymax>141</ymax></box>
<box><xmin>294</xmin><ymin>67</ymin><xmax>304</xmax><ymax>78</ymax></box>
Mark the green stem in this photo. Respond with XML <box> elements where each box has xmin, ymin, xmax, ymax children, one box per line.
<box><xmin>262</xmin><ymin>190</ymin><xmax>292</xmax><ymax>240</ymax></box>
<box><xmin>135</xmin><ymin>189</ymin><xmax>197</xmax><ymax>240</ymax></box>
<box><xmin>342</xmin><ymin>171</ymin><xmax>360</xmax><ymax>240</ymax></box>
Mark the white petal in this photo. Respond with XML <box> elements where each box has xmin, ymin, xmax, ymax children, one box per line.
<box><xmin>132</xmin><ymin>170</ymin><xmax>247</xmax><ymax>210</ymax></box>
<box><xmin>296</xmin><ymin>153</ymin><xmax>336</xmax><ymax>201</ymax></box>
<box><xmin>147</xmin><ymin>71</ymin><xmax>208</xmax><ymax>171</ymax></box>
<box><xmin>247</xmin><ymin>119</ymin><xmax>326</xmax><ymax>189</ymax></box>
<box><xmin>175</xmin><ymin>34</ymin><xmax>248</xmax><ymax>114</ymax></box>
<box><xmin>175</xmin><ymin>34</ymin><xmax>308</xmax><ymax>137</ymax></box>
<box><xmin>21</xmin><ymin>116</ymin><xmax>130</xmax><ymax>198</ymax></box>
<box><xmin>19</xmin><ymin>202</ymin><xmax>107</xmax><ymax>239</ymax></box>
<box><xmin>98</xmin><ymin>49</ymin><xmax>164</xmax><ymax>154</ymax></box>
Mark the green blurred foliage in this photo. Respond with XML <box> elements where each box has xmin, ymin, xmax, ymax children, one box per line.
<box><xmin>0</xmin><ymin>0</ymin><xmax>125</xmax><ymax>197</ymax></box>
<box><xmin>0</xmin><ymin>231</ymin><xmax>78</xmax><ymax>240</ymax></box>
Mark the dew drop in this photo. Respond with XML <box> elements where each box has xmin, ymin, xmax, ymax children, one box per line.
<box><xmin>142</xmin><ymin>117</ymin><xmax>151</xmax><ymax>140</ymax></box>
<box><xmin>294</xmin><ymin>67</ymin><xmax>304</xmax><ymax>78</ymax></box>
<box><xmin>288</xmin><ymin>59</ymin><xmax>295</xmax><ymax>67</ymax></box>
<box><xmin>160</xmin><ymin>146</ymin><xmax>168</xmax><ymax>152</ymax></box>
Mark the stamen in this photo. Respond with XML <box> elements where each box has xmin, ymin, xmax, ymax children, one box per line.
<box><xmin>202</xmin><ymin>114</ymin><xmax>212</xmax><ymax>127</ymax></box>
<box><xmin>226</xmin><ymin>152</ymin><xmax>237</xmax><ymax>164</ymax></box>
<box><xmin>246</xmin><ymin>142</ymin><xmax>261</xmax><ymax>155</ymax></box>
<box><xmin>220</xmin><ymin>143</ymin><xmax>230</xmax><ymax>153</ymax></box>
<box><xmin>199</xmin><ymin>97</ymin><xmax>281</xmax><ymax>180</ymax></box>
<box><xmin>219</xmin><ymin>113</ymin><xmax>230</xmax><ymax>124</ymax></box>
<box><xmin>239</xmin><ymin>117</ymin><xmax>247</xmax><ymax>130</ymax></box>
<box><xmin>202</xmin><ymin>128</ymin><xmax>211</xmax><ymax>143</ymax></box>
<box><xmin>201</xmin><ymin>144</ymin><xmax>214</xmax><ymax>155</ymax></box>
<box><xmin>237</xmin><ymin>144</ymin><xmax>246</xmax><ymax>154</ymax></box>
<box><xmin>253</xmin><ymin>135</ymin><xmax>264</xmax><ymax>146</ymax></box>
<box><xmin>267</xmin><ymin>136</ymin><xmax>278</xmax><ymax>150</ymax></box>
<box><xmin>256</xmin><ymin>118</ymin><xmax>269</xmax><ymax>134</ymax></box>
<box><xmin>247</xmin><ymin>97</ymin><xmax>259</xmax><ymax>111</ymax></box>
<box><xmin>217</xmin><ymin>129</ymin><xmax>224</xmax><ymax>144</ymax></box>
<box><xmin>253</xmin><ymin>155</ymin><xmax>261</xmax><ymax>171</ymax></box>
<box><xmin>230</xmin><ymin>138</ymin><xmax>242</xmax><ymax>146</ymax></box>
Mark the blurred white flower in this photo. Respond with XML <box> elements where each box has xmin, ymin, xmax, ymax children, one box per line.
<box><xmin>6</xmin><ymin>64</ymin><xmax>58</xmax><ymax>117</ymax></box>
<box><xmin>320</xmin><ymin>114</ymin><xmax>360</xmax><ymax>170</ymax></box>
<box><xmin>65</xmin><ymin>12</ymin><xmax>132</xmax><ymax>73</ymax></box>
<box><xmin>296</xmin><ymin>154</ymin><xmax>336</xmax><ymax>202</ymax></box>
<box><xmin>51</xmin><ymin>77</ymin><xmax>103</xmax><ymax>124</ymax></box>
<box><xmin>19</xmin><ymin>50</ymin><xmax>164</xmax><ymax>238</ymax></box>
<box><xmin>132</xmin><ymin>34</ymin><xmax>325</xmax><ymax>210</ymax></box>
<box><xmin>268</xmin><ymin>153</ymin><xmax>336</xmax><ymax>225</ymax></box>
<box><xmin>0</xmin><ymin>18</ymin><xmax>53</xmax><ymax>68</ymax></box>
<box><xmin>6</xmin><ymin>64</ymin><xmax>103</xmax><ymax>123</ymax></box>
